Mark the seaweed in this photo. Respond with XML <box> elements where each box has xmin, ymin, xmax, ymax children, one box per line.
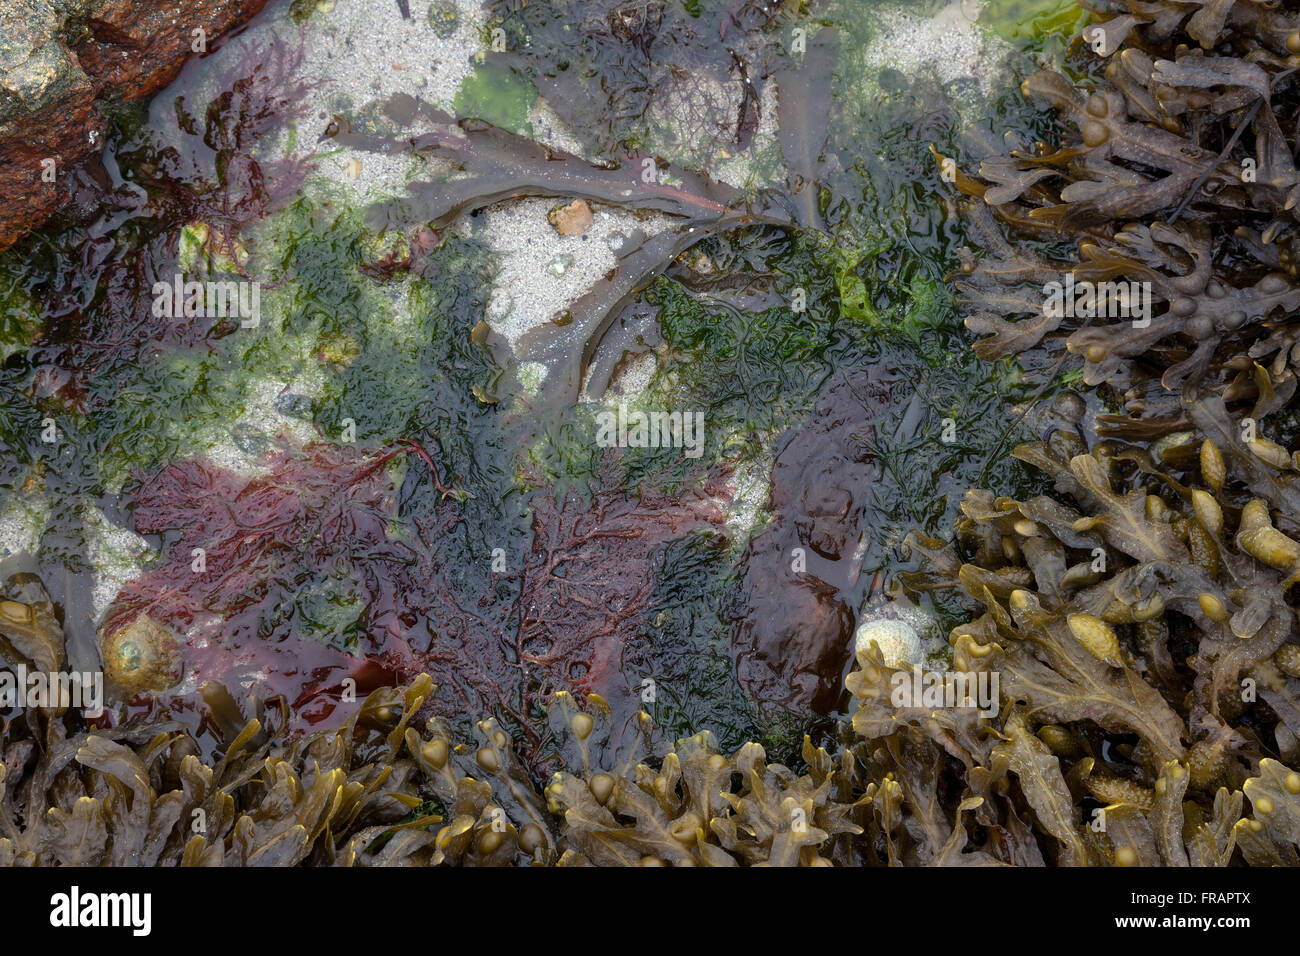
<box><xmin>870</xmin><ymin>0</ymin><xmax>1300</xmax><ymax>865</ymax></box>
<box><xmin>93</xmin><ymin>440</ymin><xmax>732</xmax><ymax>772</ymax></box>
<box><xmin>332</xmin><ymin>95</ymin><xmax>797</xmax><ymax>407</ymax></box>
<box><xmin>483</xmin><ymin>0</ymin><xmax>786</xmax><ymax>165</ymax></box>
<box><xmin>0</xmin><ymin>674</ymin><xmax>867</xmax><ymax>867</ymax></box>
<box><xmin>26</xmin><ymin>0</ymin><xmax>1300</xmax><ymax>869</ymax></box>
<box><xmin>946</xmin><ymin>6</ymin><xmax>1300</xmax><ymax>409</ymax></box>
<box><xmin>774</xmin><ymin>26</ymin><xmax>839</xmax><ymax>230</ymax></box>
<box><xmin>731</xmin><ymin>365</ymin><xmax>893</xmax><ymax>715</ymax></box>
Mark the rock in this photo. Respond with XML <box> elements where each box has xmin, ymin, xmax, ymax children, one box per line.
<box><xmin>547</xmin><ymin>198</ymin><xmax>594</xmax><ymax>237</ymax></box>
<box><xmin>0</xmin><ymin>0</ymin><xmax>271</xmax><ymax>252</ymax></box>
<box><xmin>427</xmin><ymin>0</ymin><xmax>457</xmax><ymax>39</ymax></box>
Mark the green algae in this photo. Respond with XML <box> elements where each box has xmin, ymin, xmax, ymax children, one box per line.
<box><xmin>288</xmin><ymin>0</ymin><xmax>330</xmax><ymax>25</ymax></box>
<box><xmin>981</xmin><ymin>0</ymin><xmax>1089</xmax><ymax>49</ymax></box>
<box><xmin>454</xmin><ymin>60</ymin><xmax>537</xmax><ymax>135</ymax></box>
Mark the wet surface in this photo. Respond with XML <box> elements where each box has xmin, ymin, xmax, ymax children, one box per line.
<box><xmin>732</xmin><ymin>365</ymin><xmax>893</xmax><ymax>713</ymax></box>
<box><xmin>0</xmin><ymin>0</ymin><xmax>1058</xmax><ymax>771</ymax></box>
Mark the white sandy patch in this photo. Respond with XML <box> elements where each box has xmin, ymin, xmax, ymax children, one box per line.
<box><xmin>859</xmin><ymin>0</ymin><xmax>1011</xmax><ymax>103</ymax></box>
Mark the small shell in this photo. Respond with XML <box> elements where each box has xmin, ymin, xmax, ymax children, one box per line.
<box><xmin>547</xmin><ymin>199</ymin><xmax>595</xmax><ymax>237</ymax></box>
<box><xmin>1067</xmin><ymin>614</ymin><xmax>1122</xmax><ymax>667</ymax></box>
<box><xmin>854</xmin><ymin>619</ymin><xmax>921</xmax><ymax>669</ymax></box>
<box><xmin>100</xmin><ymin>615</ymin><xmax>180</xmax><ymax>694</ymax></box>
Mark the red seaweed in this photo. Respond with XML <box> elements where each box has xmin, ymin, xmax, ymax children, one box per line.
<box><xmin>34</xmin><ymin>33</ymin><xmax>316</xmax><ymax>409</ymax></box>
<box><xmin>106</xmin><ymin>442</ymin><xmax>732</xmax><ymax>767</ymax></box>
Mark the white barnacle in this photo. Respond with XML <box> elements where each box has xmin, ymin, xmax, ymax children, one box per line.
<box><xmin>854</xmin><ymin>618</ymin><xmax>922</xmax><ymax>669</ymax></box>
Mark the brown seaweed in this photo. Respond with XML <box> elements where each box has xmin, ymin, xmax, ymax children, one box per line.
<box><xmin>947</xmin><ymin>15</ymin><xmax>1300</xmax><ymax>410</ymax></box>
<box><xmin>730</xmin><ymin>365</ymin><xmax>893</xmax><ymax>714</ymax></box>
<box><xmin>331</xmin><ymin>96</ymin><xmax>797</xmax><ymax>406</ymax></box>
<box><xmin>774</xmin><ymin>26</ymin><xmax>839</xmax><ymax>230</ymax></box>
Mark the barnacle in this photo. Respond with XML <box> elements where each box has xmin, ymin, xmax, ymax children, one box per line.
<box><xmin>853</xmin><ymin>618</ymin><xmax>922</xmax><ymax>670</ymax></box>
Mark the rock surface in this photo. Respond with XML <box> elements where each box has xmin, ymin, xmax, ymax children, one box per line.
<box><xmin>0</xmin><ymin>0</ymin><xmax>269</xmax><ymax>251</ymax></box>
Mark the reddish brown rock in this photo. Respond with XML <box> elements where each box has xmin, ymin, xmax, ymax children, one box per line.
<box><xmin>547</xmin><ymin>198</ymin><xmax>594</xmax><ymax>236</ymax></box>
<box><xmin>0</xmin><ymin>0</ymin><xmax>270</xmax><ymax>251</ymax></box>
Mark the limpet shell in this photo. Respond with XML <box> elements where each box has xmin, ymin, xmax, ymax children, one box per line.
<box><xmin>100</xmin><ymin>615</ymin><xmax>181</xmax><ymax>694</ymax></box>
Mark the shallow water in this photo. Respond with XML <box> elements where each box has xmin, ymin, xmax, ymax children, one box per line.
<box><xmin>0</xmin><ymin>0</ymin><xmax>1070</xmax><ymax>769</ymax></box>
